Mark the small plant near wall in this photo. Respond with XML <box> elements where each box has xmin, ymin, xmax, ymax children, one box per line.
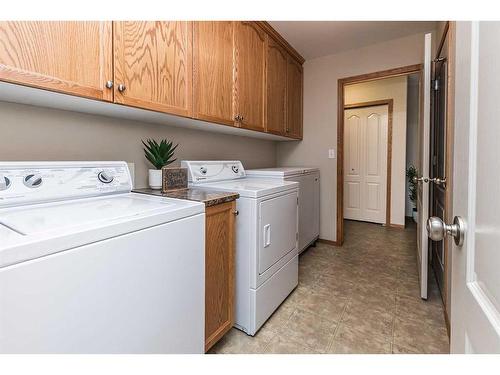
<box><xmin>406</xmin><ymin>164</ymin><xmax>418</xmax><ymax>222</ymax></box>
<box><xmin>142</xmin><ymin>139</ymin><xmax>178</xmax><ymax>189</ymax></box>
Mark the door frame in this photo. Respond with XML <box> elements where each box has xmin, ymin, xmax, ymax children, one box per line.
<box><xmin>336</xmin><ymin>64</ymin><xmax>423</xmax><ymax>245</ymax></box>
<box><xmin>343</xmin><ymin>99</ymin><xmax>393</xmax><ymax>226</ymax></box>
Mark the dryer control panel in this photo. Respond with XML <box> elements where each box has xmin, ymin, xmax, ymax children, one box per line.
<box><xmin>181</xmin><ymin>161</ymin><xmax>245</xmax><ymax>183</ymax></box>
<box><xmin>0</xmin><ymin>162</ymin><xmax>132</xmax><ymax>207</ymax></box>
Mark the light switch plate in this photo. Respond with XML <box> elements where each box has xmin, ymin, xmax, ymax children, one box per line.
<box><xmin>328</xmin><ymin>149</ymin><xmax>336</xmax><ymax>159</ymax></box>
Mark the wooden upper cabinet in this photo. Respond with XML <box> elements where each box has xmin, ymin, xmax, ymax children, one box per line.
<box><xmin>265</xmin><ymin>37</ymin><xmax>287</xmax><ymax>136</ymax></box>
<box><xmin>0</xmin><ymin>21</ymin><xmax>113</xmax><ymax>101</ymax></box>
<box><xmin>286</xmin><ymin>57</ymin><xmax>304</xmax><ymax>139</ymax></box>
<box><xmin>113</xmin><ymin>21</ymin><xmax>193</xmax><ymax>117</ymax></box>
<box><xmin>193</xmin><ymin>22</ymin><xmax>235</xmax><ymax>126</ymax></box>
<box><xmin>234</xmin><ymin>22</ymin><xmax>266</xmax><ymax>131</ymax></box>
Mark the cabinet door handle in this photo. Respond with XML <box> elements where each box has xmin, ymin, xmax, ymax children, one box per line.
<box><xmin>118</xmin><ymin>84</ymin><xmax>126</xmax><ymax>93</ymax></box>
<box><xmin>233</xmin><ymin>210</ymin><xmax>239</xmax><ymax>216</ymax></box>
<box><xmin>105</xmin><ymin>80</ymin><xmax>114</xmax><ymax>89</ymax></box>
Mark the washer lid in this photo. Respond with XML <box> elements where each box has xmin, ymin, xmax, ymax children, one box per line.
<box><xmin>190</xmin><ymin>178</ymin><xmax>298</xmax><ymax>198</ymax></box>
<box><xmin>0</xmin><ymin>193</ymin><xmax>196</xmax><ymax>236</ymax></box>
<box><xmin>246</xmin><ymin>167</ymin><xmax>319</xmax><ymax>178</ymax></box>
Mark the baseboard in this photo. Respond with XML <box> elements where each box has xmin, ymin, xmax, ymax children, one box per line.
<box><xmin>318</xmin><ymin>238</ymin><xmax>341</xmax><ymax>246</ymax></box>
<box><xmin>388</xmin><ymin>223</ymin><xmax>405</xmax><ymax>230</ymax></box>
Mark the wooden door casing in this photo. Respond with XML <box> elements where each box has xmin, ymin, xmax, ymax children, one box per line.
<box><xmin>265</xmin><ymin>36</ymin><xmax>287</xmax><ymax>136</ymax></box>
<box><xmin>193</xmin><ymin>21</ymin><xmax>235</xmax><ymax>126</ymax></box>
<box><xmin>0</xmin><ymin>21</ymin><xmax>113</xmax><ymax>101</ymax></box>
<box><xmin>205</xmin><ymin>201</ymin><xmax>235</xmax><ymax>352</ymax></box>
<box><xmin>113</xmin><ymin>21</ymin><xmax>193</xmax><ymax>117</ymax></box>
<box><xmin>286</xmin><ymin>57</ymin><xmax>303</xmax><ymax>139</ymax></box>
<box><xmin>234</xmin><ymin>22</ymin><xmax>266</xmax><ymax>131</ymax></box>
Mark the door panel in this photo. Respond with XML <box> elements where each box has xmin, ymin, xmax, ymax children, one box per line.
<box><xmin>113</xmin><ymin>21</ymin><xmax>193</xmax><ymax>117</ymax></box>
<box><xmin>266</xmin><ymin>37</ymin><xmax>287</xmax><ymax>135</ymax></box>
<box><xmin>417</xmin><ymin>33</ymin><xmax>432</xmax><ymax>299</ymax></box>
<box><xmin>344</xmin><ymin>105</ymin><xmax>388</xmax><ymax>224</ymax></box>
<box><xmin>0</xmin><ymin>21</ymin><xmax>113</xmax><ymax>101</ymax></box>
<box><xmin>235</xmin><ymin>22</ymin><xmax>266</xmax><ymax>131</ymax></box>
<box><xmin>450</xmin><ymin>21</ymin><xmax>500</xmax><ymax>353</ymax></box>
<box><xmin>258</xmin><ymin>192</ymin><xmax>298</xmax><ymax>274</ymax></box>
<box><xmin>193</xmin><ymin>21</ymin><xmax>235</xmax><ymax>126</ymax></box>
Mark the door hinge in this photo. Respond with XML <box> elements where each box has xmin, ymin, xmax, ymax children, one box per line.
<box><xmin>433</xmin><ymin>79</ymin><xmax>440</xmax><ymax>91</ymax></box>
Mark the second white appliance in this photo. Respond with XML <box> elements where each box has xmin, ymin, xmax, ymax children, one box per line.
<box><xmin>181</xmin><ymin>161</ymin><xmax>299</xmax><ymax>335</ymax></box>
<box><xmin>246</xmin><ymin>167</ymin><xmax>320</xmax><ymax>253</ymax></box>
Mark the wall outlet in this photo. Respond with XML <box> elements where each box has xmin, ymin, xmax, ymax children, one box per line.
<box><xmin>328</xmin><ymin>149</ymin><xmax>336</xmax><ymax>159</ymax></box>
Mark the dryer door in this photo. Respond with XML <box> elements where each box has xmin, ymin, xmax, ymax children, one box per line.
<box><xmin>258</xmin><ymin>191</ymin><xmax>298</xmax><ymax>274</ymax></box>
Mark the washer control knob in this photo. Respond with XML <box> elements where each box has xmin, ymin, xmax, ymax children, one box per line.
<box><xmin>200</xmin><ymin>166</ymin><xmax>207</xmax><ymax>175</ymax></box>
<box><xmin>98</xmin><ymin>171</ymin><xmax>114</xmax><ymax>184</ymax></box>
<box><xmin>0</xmin><ymin>175</ymin><xmax>11</xmax><ymax>191</ymax></box>
<box><xmin>23</xmin><ymin>173</ymin><xmax>43</xmax><ymax>188</ymax></box>
<box><xmin>232</xmin><ymin>165</ymin><xmax>239</xmax><ymax>174</ymax></box>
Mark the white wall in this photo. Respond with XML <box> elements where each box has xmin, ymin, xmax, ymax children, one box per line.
<box><xmin>344</xmin><ymin>76</ymin><xmax>408</xmax><ymax>226</ymax></box>
<box><xmin>405</xmin><ymin>75</ymin><xmax>420</xmax><ymax>216</ymax></box>
<box><xmin>0</xmin><ymin>102</ymin><xmax>277</xmax><ymax>188</ymax></box>
<box><xmin>277</xmin><ymin>32</ymin><xmax>431</xmax><ymax>241</ymax></box>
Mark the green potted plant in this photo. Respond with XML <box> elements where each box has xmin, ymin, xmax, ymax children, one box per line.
<box><xmin>406</xmin><ymin>164</ymin><xmax>418</xmax><ymax>223</ymax></box>
<box><xmin>142</xmin><ymin>138</ymin><xmax>178</xmax><ymax>189</ymax></box>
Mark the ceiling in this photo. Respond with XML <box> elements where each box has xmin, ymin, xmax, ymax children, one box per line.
<box><xmin>268</xmin><ymin>21</ymin><xmax>437</xmax><ymax>61</ymax></box>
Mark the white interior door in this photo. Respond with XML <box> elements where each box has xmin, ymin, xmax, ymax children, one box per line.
<box><xmin>344</xmin><ymin>105</ymin><xmax>388</xmax><ymax>224</ymax></box>
<box><xmin>417</xmin><ymin>33</ymin><xmax>432</xmax><ymax>299</ymax></box>
<box><xmin>450</xmin><ymin>21</ymin><xmax>500</xmax><ymax>353</ymax></box>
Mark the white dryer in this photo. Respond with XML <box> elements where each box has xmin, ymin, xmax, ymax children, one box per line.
<box><xmin>181</xmin><ymin>161</ymin><xmax>299</xmax><ymax>335</ymax></box>
<box><xmin>246</xmin><ymin>167</ymin><xmax>320</xmax><ymax>253</ymax></box>
<box><xmin>0</xmin><ymin>162</ymin><xmax>205</xmax><ymax>353</ymax></box>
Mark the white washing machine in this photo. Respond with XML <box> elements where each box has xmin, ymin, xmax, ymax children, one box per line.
<box><xmin>246</xmin><ymin>167</ymin><xmax>320</xmax><ymax>253</ymax></box>
<box><xmin>0</xmin><ymin>161</ymin><xmax>205</xmax><ymax>353</ymax></box>
<box><xmin>181</xmin><ymin>161</ymin><xmax>299</xmax><ymax>335</ymax></box>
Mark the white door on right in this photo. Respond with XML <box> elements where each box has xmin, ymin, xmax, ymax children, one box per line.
<box><xmin>449</xmin><ymin>21</ymin><xmax>500</xmax><ymax>353</ymax></box>
<box><xmin>344</xmin><ymin>105</ymin><xmax>388</xmax><ymax>224</ymax></box>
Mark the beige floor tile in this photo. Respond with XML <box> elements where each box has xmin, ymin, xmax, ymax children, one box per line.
<box><xmin>328</xmin><ymin>324</ymin><xmax>392</xmax><ymax>354</ymax></box>
<box><xmin>264</xmin><ymin>335</ymin><xmax>317</xmax><ymax>354</ymax></box>
<box><xmin>280</xmin><ymin>308</ymin><xmax>337</xmax><ymax>352</ymax></box>
<box><xmin>341</xmin><ymin>302</ymin><xmax>394</xmax><ymax>338</ymax></box>
<box><xmin>210</xmin><ymin>327</ymin><xmax>276</xmax><ymax>354</ymax></box>
<box><xmin>393</xmin><ymin>317</ymin><xmax>449</xmax><ymax>354</ymax></box>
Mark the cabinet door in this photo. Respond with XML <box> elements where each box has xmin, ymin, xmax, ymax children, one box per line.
<box><xmin>113</xmin><ymin>21</ymin><xmax>192</xmax><ymax>117</ymax></box>
<box><xmin>205</xmin><ymin>201</ymin><xmax>235</xmax><ymax>352</ymax></box>
<box><xmin>0</xmin><ymin>21</ymin><xmax>113</xmax><ymax>101</ymax></box>
<box><xmin>193</xmin><ymin>22</ymin><xmax>235</xmax><ymax>126</ymax></box>
<box><xmin>234</xmin><ymin>22</ymin><xmax>266</xmax><ymax>131</ymax></box>
<box><xmin>265</xmin><ymin>37</ymin><xmax>287</xmax><ymax>136</ymax></box>
<box><xmin>286</xmin><ymin>57</ymin><xmax>303</xmax><ymax>139</ymax></box>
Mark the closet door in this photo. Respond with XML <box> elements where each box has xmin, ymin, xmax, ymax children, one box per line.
<box><xmin>113</xmin><ymin>21</ymin><xmax>192</xmax><ymax>117</ymax></box>
<box><xmin>344</xmin><ymin>105</ymin><xmax>388</xmax><ymax>224</ymax></box>
<box><xmin>0</xmin><ymin>21</ymin><xmax>113</xmax><ymax>101</ymax></box>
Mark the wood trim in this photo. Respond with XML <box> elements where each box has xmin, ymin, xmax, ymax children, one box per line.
<box><xmin>339</xmin><ymin>64</ymin><xmax>423</xmax><ymax>86</ymax></box>
<box><xmin>318</xmin><ymin>238</ymin><xmax>341</xmax><ymax>247</ymax></box>
<box><xmin>337</xmin><ymin>64</ymin><xmax>423</xmax><ymax>245</ymax></box>
<box><xmin>388</xmin><ymin>223</ymin><xmax>405</xmax><ymax>230</ymax></box>
<box><xmin>343</xmin><ymin>99</ymin><xmax>393</xmax><ymax>227</ymax></box>
<box><xmin>256</xmin><ymin>21</ymin><xmax>305</xmax><ymax>64</ymax></box>
<box><xmin>436</xmin><ymin>21</ymin><xmax>450</xmax><ymax>60</ymax></box>
<box><xmin>442</xmin><ymin>21</ymin><xmax>455</xmax><ymax>337</ymax></box>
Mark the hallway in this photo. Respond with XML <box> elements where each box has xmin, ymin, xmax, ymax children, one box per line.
<box><xmin>210</xmin><ymin>220</ymin><xmax>450</xmax><ymax>354</ymax></box>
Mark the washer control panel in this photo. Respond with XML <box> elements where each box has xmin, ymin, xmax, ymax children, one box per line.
<box><xmin>0</xmin><ymin>162</ymin><xmax>132</xmax><ymax>207</ymax></box>
<box><xmin>181</xmin><ymin>161</ymin><xmax>245</xmax><ymax>183</ymax></box>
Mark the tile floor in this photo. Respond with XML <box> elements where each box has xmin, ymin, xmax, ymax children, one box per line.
<box><xmin>210</xmin><ymin>219</ymin><xmax>450</xmax><ymax>354</ymax></box>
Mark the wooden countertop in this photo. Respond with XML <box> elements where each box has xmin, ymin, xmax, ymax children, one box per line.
<box><xmin>133</xmin><ymin>188</ymin><xmax>239</xmax><ymax>207</ymax></box>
